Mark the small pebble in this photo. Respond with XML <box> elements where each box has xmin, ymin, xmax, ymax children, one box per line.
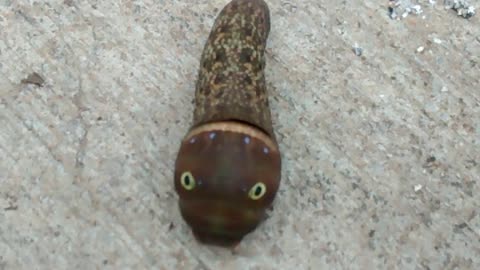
<box><xmin>445</xmin><ymin>0</ymin><xmax>476</xmax><ymax>19</ymax></box>
<box><xmin>352</xmin><ymin>43</ymin><xmax>363</xmax><ymax>56</ymax></box>
<box><xmin>412</xmin><ymin>5</ymin><xmax>423</xmax><ymax>14</ymax></box>
<box><xmin>388</xmin><ymin>7</ymin><xmax>398</xmax><ymax>19</ymax></box>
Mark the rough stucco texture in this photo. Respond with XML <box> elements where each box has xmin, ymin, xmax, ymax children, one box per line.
<box><xmin>0</xmin><ymin>0</ymin><xmax>479</xmax><ymax>269</ymax></box>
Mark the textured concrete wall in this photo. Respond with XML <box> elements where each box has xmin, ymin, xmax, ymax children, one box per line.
<box><xmin>1</xmin><ymin>0</ymin><xmax>479</xmax><ymax>269</ymax></box>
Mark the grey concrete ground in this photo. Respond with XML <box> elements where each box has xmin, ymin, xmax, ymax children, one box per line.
<box><xmin>0</xmin><ymin>0</ymin><xmax>479</xmax><ymax>269</ymax></box>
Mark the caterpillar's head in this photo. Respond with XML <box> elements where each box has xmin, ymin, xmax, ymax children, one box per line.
<box><xmin>174</xmin><ymin>121</ymin><xmax>281</xmax><ymax>246</ymax></box>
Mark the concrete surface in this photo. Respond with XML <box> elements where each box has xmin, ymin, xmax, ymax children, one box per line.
<box><xmin>1</xmin><ymin>0</ymin><xmax>479</xmax><ymax>269</ymax></box>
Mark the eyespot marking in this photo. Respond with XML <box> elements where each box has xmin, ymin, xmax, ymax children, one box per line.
<box><xmin>209</xmin><ymin>132</ymin><xmax>216</xmax><ymax>139</ymax></box>
<box><xmin>263</xmin><ymin>147</ymin><xmax>269</xmax><ymax>154</ymax></box>
<box><xmin>189</xmin><ymin>137</ymin><xmax>196</xmax><ymax>144</ymax></box>
<box><xmin>248</xmin><ymin>182</ymin><xmax>267</xmax><ymax>200</ymax></box>
<box><xmin>244</xmin><ymin>136</ymin><xmax>251</xmax><ymax>144</ymax></box>
<box><xmin>180</xmin><ymin>171</ymin><xmax>195</xmax><ymax>190</ymax></box>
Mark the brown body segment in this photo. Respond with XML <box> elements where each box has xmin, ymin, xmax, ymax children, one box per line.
<box><xmin>174</xmin><ymin>0</ymin><xmax>281</xmax><ymax>247</ymax></box>
<box><xmin>192</xmin><ymin>0</ymin><xmax>274</xmax><ymax>139</ymax></box>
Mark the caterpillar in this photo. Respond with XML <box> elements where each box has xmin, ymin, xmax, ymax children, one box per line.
<box><xmin>174</xmin><ymin>0</ymin><xmax>281</xmax><ymax>246</ymax></box>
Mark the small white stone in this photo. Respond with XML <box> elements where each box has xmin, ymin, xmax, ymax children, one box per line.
<box><xmin>414</xmin><ymin>184</ymin><xmax>423</xmax><ymax>192</ymax></box>
<box><xmin>433</xmin><ymin>38</ymin><xmax>443</xmax><ymax>44</ymax></box>
<box><xmin>467</xmin><ymin>6</ymin><xmax>475</xmax><ymax>14</ymax></box>
<box><xmin>389</xmin><ymin>9</ymin><xmax>398</xmax><ymax>20</ymax></box>
<box><xmin>417</xmin><ymin>46</ymin><xmax>425</xmax><ymax>53</ymax></box>
<box><xmin>352</xmin><ymin>42</ymin><xmax>363</xmax><ymax>56</ymax></box>
<box><xmin>412</xmin><ymin>5</ymin><xmax>423</xmax><ymax>14</ymax></box>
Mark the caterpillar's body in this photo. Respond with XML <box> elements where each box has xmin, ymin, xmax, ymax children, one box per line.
<box><xmin>174</xmin><ymin>0</ymin><xmax>281</xmax><ymax>246</ymax></box>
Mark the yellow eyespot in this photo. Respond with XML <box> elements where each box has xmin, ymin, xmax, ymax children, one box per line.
<box><xmin>180</xmin><ymin>171</ymin><xmax>195</xmax><ymax>190</ymax></box>
<box><xmin>248</xmin><ymin>182</ymin><xmax>267</xmax><ymax>200</ymax></box>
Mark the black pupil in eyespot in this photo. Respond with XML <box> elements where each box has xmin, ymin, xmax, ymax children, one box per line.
<box><xmin>184</xmin><ymin>175</ymin><xmax>190</xmax><ymax>185</ymax></box>
<box><xmin>255</xmin><ymin>185</ymin><xmax>262</xmax><ymax>196</ymax></box>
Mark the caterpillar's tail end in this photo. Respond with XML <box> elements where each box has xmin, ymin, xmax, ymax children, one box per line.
<box><xmin>222</xmin><ymin>0</ymin><xmax>270</xmax><ymax>36</ymax></box>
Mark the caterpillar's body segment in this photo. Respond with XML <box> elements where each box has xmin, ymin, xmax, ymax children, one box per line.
<box><xmin>174</xmin><ymin>0</ymin><xmax>281</xmax><ymax>247</ymax></box>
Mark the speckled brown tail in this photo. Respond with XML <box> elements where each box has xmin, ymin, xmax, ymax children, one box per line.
<box><xmin>191</xmin><ymin>0</ymin><xmax>275</xmax><ymax>140</ymax></box>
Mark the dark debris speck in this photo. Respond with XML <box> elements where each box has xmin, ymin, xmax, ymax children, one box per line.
<box><xmin>4</xmin><ymin>205</ymin><xmax>18</xmax><ymax>211</ymax></box>
<box><xmin>21</xmin><ymin>72</ymin><xmax>45</xmax><ymax>87</ymax></box>
<box><xmin>453</xmin><ymin>222</ymin><xmax>468</xmax><ymax>233</ymax></box>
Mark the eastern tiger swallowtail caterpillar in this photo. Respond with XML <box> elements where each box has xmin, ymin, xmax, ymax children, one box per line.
<box><xmin>174</xmin><ymin>0</ymin><xmax>281</xmax><ymax>247</ymax></box>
